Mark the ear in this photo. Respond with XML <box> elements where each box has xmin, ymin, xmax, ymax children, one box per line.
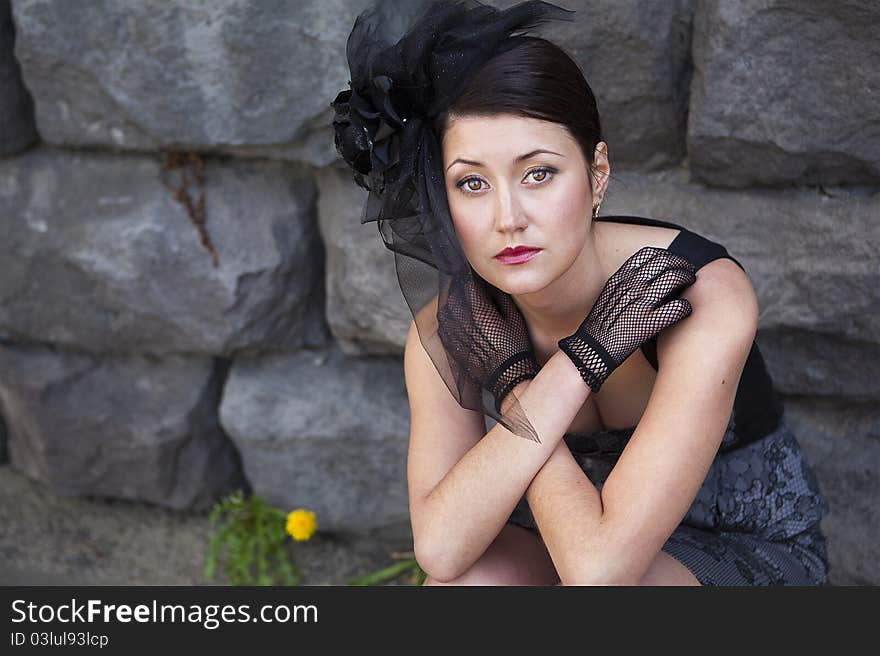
<box><xmin>591</xmin><ymin>141</ymin><xmax>611</xmax><ymax>201</ymax></box>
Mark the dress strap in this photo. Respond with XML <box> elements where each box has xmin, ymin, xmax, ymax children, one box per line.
<box><xmin>667</xmin><ymin>229</ymin><xmax>746</xmax><ymax>273</ymax></box>
<box><xmin>596</xmin><ymin>214</ymin><xmax>746</xmax><ymax>273</ymax></box>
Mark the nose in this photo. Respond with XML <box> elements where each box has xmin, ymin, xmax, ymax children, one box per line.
<box><xmin>493</xmin><ymin>186</ymin><xmax>529</xmax><ymax>233</ymax></box>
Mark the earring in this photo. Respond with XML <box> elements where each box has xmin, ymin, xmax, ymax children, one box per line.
<box><xmin>592</xmin><ymin>201</ymin><xmax>602</xmax><ymax>219</ymax></box>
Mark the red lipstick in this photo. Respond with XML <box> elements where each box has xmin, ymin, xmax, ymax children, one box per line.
<box><xmin>495</xmin><ymin>245</ymin><xmax>541</xmax><ymax>265</ymax></box>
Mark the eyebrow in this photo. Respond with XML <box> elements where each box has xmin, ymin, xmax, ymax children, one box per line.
<box><xmin>445</xmin><ymin>149</ymin><xmax>566</xmax><ymax>173</ymax></box>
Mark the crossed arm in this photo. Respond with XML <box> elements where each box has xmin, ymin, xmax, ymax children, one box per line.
<box><xmin>524</xmin><ymin>259</ymin><xmax>759</xmax><ymax>585</ymax></box>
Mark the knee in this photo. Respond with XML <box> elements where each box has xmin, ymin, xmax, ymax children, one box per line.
<box><xmin>423</xmin><ymin>573</ymin><xmax>469</xmax><ymax>586</ymax></box>
<box><xmin>639</xmin><ymin>550</ymin><xmax>701</xmax><ymax>586</ymax></box>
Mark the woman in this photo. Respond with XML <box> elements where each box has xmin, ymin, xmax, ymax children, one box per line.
<box><xmin>332</xmin><ymin>0</ymin><xmax>830</xmax><ymax>586</ymax></box>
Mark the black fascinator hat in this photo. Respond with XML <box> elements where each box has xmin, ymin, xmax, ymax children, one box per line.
<box><xmin>331</xmin><ymin>0</ymin><xmax>576</xmax><ymax>442</ymax></box>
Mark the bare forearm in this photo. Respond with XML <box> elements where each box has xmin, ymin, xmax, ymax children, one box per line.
<box><xmin>521</xmin><ymin>356</ymin><xmax>632</xmax><ymax>585</ymax></box>
<box><xmin>525</xmin><ymin>440</ymin><xmax>609</xmax><ymax>584</ymax></box>
<box><xmin>418</xmin><ymin>349</ymin><xmax>590</xmax><ymax>581</ymax></box>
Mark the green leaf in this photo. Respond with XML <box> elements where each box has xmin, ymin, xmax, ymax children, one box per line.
<box><xmin>203</xmin><ymin>491</ymin><xmax>307</xmax><ymax>586</ymax></box>
<box><xmin>349</xmin><ymin>559</ymin><xmax>421</xmax><ymax>586</ymax></box>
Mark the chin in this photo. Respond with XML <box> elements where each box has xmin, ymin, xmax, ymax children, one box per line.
<box><xmin>490</xmin><ymin>273</ymin><xmax>550</xmax><ymax>297</ymax></box>
<box><xmin>472</xmin><ymin>256</ymin><xmax>550</xmax><ymax>293</ymax></box>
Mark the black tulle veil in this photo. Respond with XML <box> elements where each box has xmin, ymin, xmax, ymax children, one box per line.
<box><xmin>331</xmin><ymin>1</ymin><xmax>578</xmax><ymax>442</ymax></box>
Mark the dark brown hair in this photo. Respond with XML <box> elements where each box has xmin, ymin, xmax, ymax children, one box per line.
<box><xmin>432</xmin><ymin>36</ymin><xmax>607</xmax><ymax>186</ymax></box>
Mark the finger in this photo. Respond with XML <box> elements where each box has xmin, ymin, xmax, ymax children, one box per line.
<box><xmin>617</xmin><ymin>246</ymin><xmax>683</xmax><ymax>277</ymax></box>
<box><xmin>487</xmin><ymin>284</ymin><xmax>522</xmax><ymax>322</ymax></box>
<box><xmin>636</xmin><ymin>307</ymin><xmax>686</xmax><ymax>348</ymax></box>
<box><xmin>601</xmin><ymin>249</ymin><xmax>657</xmax><ymax>300</ymax></box>
<box><xmin>645</xmin><ymin>266</ymin><xmax>697</xmax><ymax>308</ymax></box>
<box><xmin>438</xmin><ymin>297</ymin><xmax>473</xmax><ymax>348</ymax></box>
<box><xmin>594</xmin><ymin>249</ymin><xmax>693</xmax><ymax>331</ymax></box>
<box><xmin>620</xmin><ymin>245</ymin><xmax>665</xmax><ymax>273</ymax></box>
<box><xmin>460</xmin><ymin>275</ymin><xmax>485</xmax><ymax>308</ymax></box>
<box><xmin>603</xmin><ymin>256</ymin><xmax>680</xmax><ymax>326</ymax></box>
<box><xmin>647</xmin><ymin>298</ymin><xmax>693</xmax><ymax>338</ymax></box>
<box><xmin>465</xmin><ymin>276</ymin><xmax>505</xmax><ymax>321</ymax></box>
<box><xmin>440</xmin><ymin>276</ymin><xmax>474</xmax><ymax>318</ymax></box>
<box><xmin>668</xmin><ymin>297</ymin><xmax>693</xmax><ymax>318</ymax></box>
<box><xmin>657</xmin><ymin>250</ymin><xmax>696</xmax><ymax>275</ymax></box>
<box><xmin>633</xmin><ymin>251</ymin><xmax>695</xmax><ymax>291</ymax></box>
<box><xmin>441</xmin><ymin>325</ymin><xmax>473</xmax><ymax>365</ymax></box>
<box><xmin>605</xmin><ymin>248</ymin><xmax>681</xmax><ymax>305</ymax></box>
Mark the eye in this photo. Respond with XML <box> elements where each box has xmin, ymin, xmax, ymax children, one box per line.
<box><xmin>457</xmin><ymin>176</ymin><xmax>486</xmax><ymax>194</ymax></box>
<box><xmin>455</xmin><ymin>166</ymin><xmax>558</xmax><ymax>196</ymax></box>
<box><xmin>527</xmin><ymin>167</ymin><xmax>556</xmax><ymax>184</ymax></box>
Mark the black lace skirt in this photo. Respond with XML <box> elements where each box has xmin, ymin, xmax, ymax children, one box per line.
<box><xmin>506</xmin><ymin>411</ymin><xmax>831</xmax><ymax>586</ymax></box>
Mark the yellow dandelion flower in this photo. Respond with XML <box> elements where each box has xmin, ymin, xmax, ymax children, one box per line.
<box><xmin>285</xmin><ymin>509</ymin><xmax>317</xmax><ymax>541</ymax></box>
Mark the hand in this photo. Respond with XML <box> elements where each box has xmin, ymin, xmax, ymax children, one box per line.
<box><xmin>437</xmin><ymin>273</ymin><xmax>540</xmax><ymax>413</ymax></box>
<box><xmin>558</xmin><ymin>246</ymin><xmax>697</xmax><ymax>393</ymax></box>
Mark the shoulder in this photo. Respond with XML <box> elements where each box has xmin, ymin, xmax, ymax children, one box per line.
<box><xmin>595</xmin><ymin>219</ymin><xmax>682</xmax><ymax>274</ymax></box>
<box><xmin>598</xmin><ymin>219</ymin><xmax>755</xmax><ymax>321</ymax></box>
<box><xmin>685</xmin><ymin>257</ymin><xmax>758</xmax><ymax>329</ymax></box>
<box><xmin>656</xmin><ymin>257</ymin><xmax>758</xmax><ymax>369</ymax></box>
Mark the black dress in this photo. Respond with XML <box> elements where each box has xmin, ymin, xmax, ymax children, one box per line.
<box><xmin>506</xmin><ymin>215</ymin><xmax>831</xmax><ymax>586</ymax></box>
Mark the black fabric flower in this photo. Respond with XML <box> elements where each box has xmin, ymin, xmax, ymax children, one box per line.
<box><xmin>329</xmin><ymin>0</ymin><xmax>574</xmax><ymax>207</ymax></box>
<box><xmin>331</xmin><ymin>88</ymin><xmax>372</xmax><ymax>178</ymax></box>
<box><xmin>331</xmin><ymin>74</ymin><xmax>409</xmax><ymax>194</ymax></box>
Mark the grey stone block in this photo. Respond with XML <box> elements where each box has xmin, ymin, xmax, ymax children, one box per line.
<box><xmin>0</xmin><ymin>147</ymin><xmax>328</xmax><ymax>355</ymax></box>
<box><xmin>11</xmin><ymin>0</ymin><xmax>374</xmax><ymax>165</ymax></box>
<box><xmin>784</xmin><ymin>398</ymin><xmax>880</xmax><ymax>585</ymax></box>
<box><xmin>689</xmin><ymin>0</ymin><xmax>880</xmax><ymax>187</ymax></box>
<box><xmin>220</xmin><ymin>346</ymin><xmax>410</xmax><ymax>534</ymax></box>
<box><xmin>0</xmin><ymin>409</ymin><xmax>7</xmax><ymax>464</ymax></box>
<box><xmin>759</xmin><ymin>329</ymin><xmax>880</xmax><ymax>400</ymax></box>
<box><xmin>0</xmin><ymin>0</ymin><xmax>37</xmax><ymax>154</ymax></box>
<box><xmin>0</xmin><ymin>341</ymin><xmax>246</xmax><ymax>511</ymax></box>
<box><xmin>316</xmin><ymin>163</ymin><xmax>410</xmax><ymax>355</ymax></box>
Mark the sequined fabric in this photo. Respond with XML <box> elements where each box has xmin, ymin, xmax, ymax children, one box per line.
<box><xmin>507</xmin><ymin>410</ymin><xmax>831</xmax><ymax>585</ymax></box>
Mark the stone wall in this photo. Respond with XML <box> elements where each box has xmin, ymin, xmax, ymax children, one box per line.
<box><xmin>0</xmin><ymin>0</ymin><xmax>876</xmax><ymax>584</ymax></box>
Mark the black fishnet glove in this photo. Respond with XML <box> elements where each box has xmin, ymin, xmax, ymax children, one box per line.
<box><xmin>437</xmin><ymin>274</ymin><xmax>540</xmax><ymax>413</ymax></box>
<box><xmin>558</xmin><ymin>246</ymin><xmax>697</xmax><ymax>394</ymax></box>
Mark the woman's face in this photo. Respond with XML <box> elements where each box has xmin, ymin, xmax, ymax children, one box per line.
<box><xmin>442</xmin><ymin>113</ymin><xmax>603</xmax><ymax>295</ymax></box>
